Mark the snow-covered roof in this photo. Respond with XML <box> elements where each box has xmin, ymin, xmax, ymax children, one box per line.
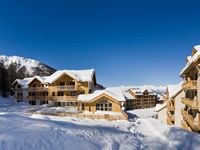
<box><xmin>180</xmin><ymin>45</ymin><xmax>200</xmax><ymax>76</ymax></box>
<box><xmin>12</xmin><ymin>69</ymin><xmax>95</xmax><ymax>88</ymax></box>
<box><xmin>78</xmin><ymin>87</ymin><xmax>126</xmax><ymax>103</ymax></box>
<box><xmin>167</xmin><ymin>82</ymin><xmax>183</xmax><ymax>98</ymax></box>
<box><xmin>120</xmin><ymin>86</ymin><xmax>136</xmax><ymax>100</ymax></box>
<box><xmin>45</xmin><ymin>69</ymin><xmax>95</xmax><ymax>84</ymax></box>
<box><xmin>154</xmin><ymin>103</ymin><xmax>166</xmax><ymax>112</ymax></box>
<box><xmin>157</xmin><ymin>94</ymin><xmax>164</xmax><ymax>101</ymax></box>
<box><xmin>27</xmin><ymin>76</ymin><xmax>47</xmax><ymax>85</ymax></box>
<box><xmin>12</xmin><ymin>77</ymin><xmax>34</xmax><ymax>88</ymax></box>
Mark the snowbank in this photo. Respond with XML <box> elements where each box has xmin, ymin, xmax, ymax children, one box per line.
<box><xmin>0</xmin><ymin>97</ymin><xmax>200</xmax><ymax>150</ymax></box>
<box><xmin>127</xmin><ymin>108</ymin><xmax>157</xmax><ymax>118</ymax></box>
<box><xmin>36</xmin><ymin>107</ymin><xmax>78</xmax><ymax>114</ymax></box>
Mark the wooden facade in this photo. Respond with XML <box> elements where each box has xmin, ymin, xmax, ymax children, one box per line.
<box><xmin>180</xmin><ymin>47</ymin><xmax>200</xmax><ymax>133</ymax></box>
<box><xmin>125</xmin><ymin>89</ymin><xmax>158</xmax><ymax>110</ymax></box>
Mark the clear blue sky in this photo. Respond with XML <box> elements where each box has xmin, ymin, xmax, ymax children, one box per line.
<box><xmin>0</xmin><ymin>0</ymin><xmax>200</xmax><ymax>86</ymax></box>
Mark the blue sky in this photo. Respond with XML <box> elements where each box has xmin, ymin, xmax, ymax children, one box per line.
<box><xmin>0</xmin><ymin>0</ymin><xmax>200</xmax><ymax>86</ymax></box>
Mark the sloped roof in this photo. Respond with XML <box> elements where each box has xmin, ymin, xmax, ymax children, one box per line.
<box><xmin>44</xmin><ymin>69</ymin><xmax>95</xmax><ymax>84</ymax></box>
<box><xmin>78</xmin><ymin>87</ymin><xmax>126</xmax><ymax>102</ymax></box>
<box><xmin>27</xmin><ymin>76</ymin><xmax>47</xmax><ymax>85</ymax></box>
<box><xmin>180</xmin><ymin>45</ymin><xmax>200</xmax><ymax>76</ymax></box>
<box><xmin>120</xmin><ymin>86</ymin><xmax>136</xmax><ymax>100</ymax></box>
<box><xmin>12</xmin><ymin>77</ymin><xmax>34</xmax><ymax>88</ymax></box>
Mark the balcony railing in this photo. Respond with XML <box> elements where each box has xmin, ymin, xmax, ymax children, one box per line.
<box><xmin>167</xmin><ymin>110</ymin><xmax>175</xmax><ymax>122</ymax></box>
<box><xmin>27</xmin><ymin>96</ymin><xmax>78</xmax><ymax>101</ymax></box>
<box><xmin>181</xmin><ymin>109</ymin><xmax>189</xmax><ymax>117</ymax></box>
<box><xmin>167</xmin><ymin>116</ymin><xmax>174</xmax><ymax>125</ymax></box>
<box><xmin>28</xmin><ymin>87</ymin><xmax>48</xmax><ymax>91</ymax></box>
<box><xmin>181</xmin><ymin>109</ymin><xmax>200</xmax><ymax>132</ymax></box>
<box><xmin>48</xmin><ymin>96</ymin><xmax>78</xmax><ymax>101</ymax></box>
<box><xmin>53</xmin><ymin>85</ymin><xmax>77</xmax><ymax>91</ymax></box>
<box><xmin>182</xmin><ymin>80</ymin><xmax>197</xmax><ymax>90</ymax></box>
<box><xmin>181</xmin><ymin>97</ymin><xmax>199</xmax><ymax>110</ymax></box>
<box><xmin>181</xmin><ymin>120</ymin><xmax>192</xmax><ymax>131</ymax></box>
<box><xmin>27</xmin><ymin>96</ymin><xmax>49</xmax><ymax>101</ymax></box>
<box><xmin>166</xmin><ymin>101</ymin><xmax>175</xmax><ymax>112</ymax></box>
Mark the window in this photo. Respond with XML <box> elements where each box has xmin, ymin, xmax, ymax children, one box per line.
<box><xmin>57</xmin><ymin>92</ymin><xmax>64</xmax><ymax>96</ymax></box>
<box><xmin>69</xmin><ymin>82</ymin><xmax>75</xmax><ymax>85</ymax></box>
<box><xmin>70</xmin><ymin>91</ymin><xmax>77</xmax><ymax>96</ymax></box>
<box><xmin>17</xmin><ymin>85</ymin><xmax>21</xmax><ymax>88</ymax></box>
<box><xmin>57</xmin><ymin>102</ymin><xmax>61</xmax><ymax>107</ymax></box>
<box><xmin>17</xmin><ymin>92</ymin><xmax>23</xmax><ymax>96</ymax></box>
<box><xmin>52</xmin><ymin>92</ymin><xmax>55</xmax><ymax>96</ymax></box>
<box><xmin>29</xmin><ymin>100</ymin><xmax>36</xmax><ymax>105</ymax></box>
<box><xmin>40</xmin><ymin>101</ymin><xmax>48</xmax><ymax>105</ymax></box>
<box><xmin>60</xmin><ymin>82</ymin><xmax>65</xmax><ymax>86</ymax></box>
<box><xmin>96</xmin><ymin>100</ymin><xmax>112</xmax><ymax>111</ymax></box>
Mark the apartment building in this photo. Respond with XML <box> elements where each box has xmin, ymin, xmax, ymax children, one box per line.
<box><xmin>12</xmin><ymin>69</ymin><xmax>126</xmax><ymax>115</ymax></box>
<box><xmin>122</xmin><ymin>87</ymin><xmax>159</xmax><ymax>110</ymax></box>
<box><xmin>180</xmin><ymin>45</ymin><xmax>200</xmax><ymax>133</ymax></box>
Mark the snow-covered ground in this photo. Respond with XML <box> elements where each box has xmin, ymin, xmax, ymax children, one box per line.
<box><xmin>0</xmin><ymin>97</ymin><xmax>200</xmax><ymax>150</ymax></box>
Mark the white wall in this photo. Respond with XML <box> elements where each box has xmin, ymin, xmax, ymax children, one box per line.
<box><xmin>174</xmin><ymin>90</ymin><xmax>185</xmax><ymax>127</ymax></box>
<box><xmin>158</xmin><ymin>107</ymin><xmax>167</xmax><ymax>125</ymax></box>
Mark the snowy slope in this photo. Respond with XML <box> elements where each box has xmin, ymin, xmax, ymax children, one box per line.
<box><xmin>0</xmin><ymin>55</ymin><xmax>56</xmax><ymax>76</ymax></box>
<box><xmin>0</xmin><ymin>97</ymin><xmax>200</xmax><ymax>150</ymax></box>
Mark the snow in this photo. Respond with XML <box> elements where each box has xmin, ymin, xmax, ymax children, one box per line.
<box><xmin>0</xmin><ymin>97</ymin><xmax>200</xmax><ymax>150</ymax></box>
<box><xmin>133</xmin><ymin>85</ymin><xmax>166</xmax><ymax>93</ymax></box>
<box><xmin>0</xmin><ymin>55</ymin><xmax>40</xmax><ymax>74</ymax></box>
<box><xmin>180</xmin><ymin>45</ymin><xmax>200</xmax><ymax>76</ymax></box>
<box><xmin>167</xmin><ymin>82</ymin><xmax>183</xmax><ymax>98</ymax></box>
<box><xmin>121</xmin><ymin>87</ymin><xmax>136</xmax><ymax>99</ymax></box>
<box><xmin>121</xmin><ymin>85</ymin><xmax>166</xmax><ymax>100</ymax></box>
<box><xmin>78</xmin><ymin>87</ymin><xmax>126</xmax><ymax>102</ymax></box>
<box><xmin>12</xmin><ymin>77</ymin><xmax>34</xmax><ymax>88</ymax></box>
<box><xmin>44</xmin><ymin>69</ymin><xmax>95</xmax><ymax>83</ymax></box>
<box><xmin>27</xmin><ymin>76</ymin><xmax>47</xmax><ymax>85</ymax></box>
<box><xmin>82</xmin><ymin>110</ymin><xmax>123</xmax><ymax>115</ymax></box>
<box><xmin>127</xmin><ymin>108</ymin><xmax>157</xmax><ymax>118</ymax></box>
<box><xmin>154</xmin><ymin>103</ymin><xmax>166</xmax><ymax>112</ymax></box>
<box><xmin>36</xmin><ymin>107</ymin><xmax>78</xmax><ymax>114</ymax></box>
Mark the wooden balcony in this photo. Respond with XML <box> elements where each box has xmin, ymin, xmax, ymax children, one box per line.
<box><xmin>181</xmin><ymin>109</ymin><xmax>200</xmax><ymax>132</ymax></box>
<box><xmin>27</xmin><ymin>96</ymin><xmax>78</xmax><ymax>101</ymax></box>
<box><xmin>181</xmin><ymin>97</ymin><xmax>199</xmax><ymax>110</ymax></box>
<box><xmin>28</xmin><ymin>87</ymin><xmax>48</xmax><ymax>92</ymax></box>
<box><xmin>182</xmin><ymin>80</ymin><xmax>197</xmax><ymax>90</ymax></box>
<box><xmin>166</xmin><ymin>101</ymin><xmax>175</xmax><ymax>112</ymax></box>
<box><xmin>181</xmin><ymin>109</ymin><xmax>188</xmax><ymax>117</ymax></box>
<box><xmin>52</xmin><ymin>85</ymin><xmax>77</xmax><ymax>91</ymax></box>
<box><xmin>167</xmin><ymin>110</ymin><xmax>175</xmax><ymax>122</ymax></box>
<box><xmin>48</xmin><ymin>96</ymin><xmax>78</xmax><ymax>101</ymax></box>
<box><xmin>181</xmin><ymin>120</ymin><xmax>192</xmax><ymax>131</ymax></box>
<box><xmin>27</xmin><ymin>96</ymin><xmax>49</xmax><ymax>101</ymax></box>
<box><xmin>167</xmin><ymin>116</ymin><xmax>174</xmax><ymax>125</ymax></box>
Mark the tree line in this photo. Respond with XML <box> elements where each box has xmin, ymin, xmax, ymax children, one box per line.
<box><xmin>0</xmin><ymin>63</ymin><xmax>28</xmax><ymax>97</ymax></box>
